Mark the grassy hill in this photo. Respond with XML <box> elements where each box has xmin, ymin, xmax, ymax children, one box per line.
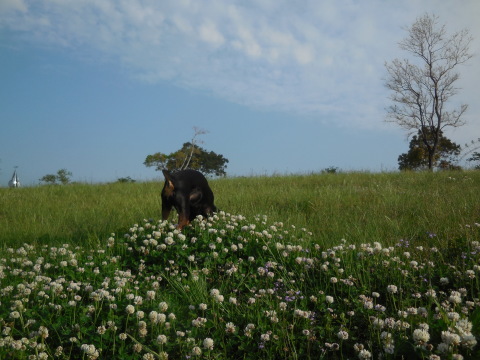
<box><xmin>1</xmin><ymin>171</ymin><xmax>479</xmax><ymax>359</ymax></box>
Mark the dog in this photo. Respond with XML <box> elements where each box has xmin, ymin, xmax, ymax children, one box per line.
<box><xmin>161</xmin><ymin>169</ymin><xmax>217</xmax><ymax>230</ymax></box>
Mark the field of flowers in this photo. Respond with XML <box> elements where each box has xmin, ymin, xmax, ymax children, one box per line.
<box><xmin>1</xmin><ymin>212</ymin><xmax>479</xmax><ymax>359</ymax></box>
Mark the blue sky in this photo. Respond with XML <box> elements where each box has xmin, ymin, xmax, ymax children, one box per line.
<box><xmin>1</xmin><ymin>0</ymin><xmax>479</xmax><ymax>185</ymax></box>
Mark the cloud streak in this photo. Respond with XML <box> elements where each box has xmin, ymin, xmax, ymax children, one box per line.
<box><xmin>1</xmin><ymin>0</ymin><xmax>479</xmax><ymax>130</ymax></box>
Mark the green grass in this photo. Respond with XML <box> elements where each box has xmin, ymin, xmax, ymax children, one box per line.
<box><xmin>0</xmin><ymin>171</ymin><xmax>480</xmax><ymax>359</ymax></box>
<box><xmin>1</xmin><ymin>171</ymin><xmax>479</xmax><ymax>250</ymax></box>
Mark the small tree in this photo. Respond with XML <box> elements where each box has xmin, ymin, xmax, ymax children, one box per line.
<box><xmin>117</xmin><ymin>176</ymin><xmax>136</xmax><ymax>183</ymax></box>
<box><xmin>398</xmin><ymin>128</ymin><xmax>461</xmax><ymax>171</ymax></box>
<box><xmin>39</xmin><ymin>169</ymin><xmax>72</xmax><ymax>185</ymax></box>
<box><xmin>56</xmin><ymin>169</ymin><xmax>72</xmax><ymax>185</ymax></box>
<box><xmin>144</xmin><ymin>143</ymin><xmax>229</xmax><ymax>177</ymax></box>
<box><xmin>39</xmin><ymin>174</ymin><xmax>58</xmax><ymax>185</ymax></box>
<box><xmin>385</xmin><ymin>13</ymin><xmax>473</xmax><ymax>170</ymax></box>
<box><xmin>144</xmin><ymin>127</ymin><xmax>229</xmax><ymax>176</ymax></box>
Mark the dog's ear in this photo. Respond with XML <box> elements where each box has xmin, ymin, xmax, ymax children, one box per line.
<box><xmin>162</xmin><ymin>169</ymin><xmax>172</xmax><ymax>180</ymax></box>
<box><xmin>162</xmin><ymin>170</ymin><xmax>175</xmax><ymax>193</ymax></box>
<box><xmin>189</xmin><ymin>188</ymin><xmax>203</xmax><ymax>205</ymax></box>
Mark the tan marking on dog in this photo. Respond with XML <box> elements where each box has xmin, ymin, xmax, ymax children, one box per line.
<box><xmin>163</xmin><ymin>180</ymin><xmax>175</xmax><ymax>198</ymax></box>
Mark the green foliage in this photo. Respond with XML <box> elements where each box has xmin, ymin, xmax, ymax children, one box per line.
<box><xmin>144</xmin><ymin>142</ymin><xmax>229</xmax><ymax>177</ymax></box>
<box><xmin>39</xmin><ymin>168</ymin><xmax>73</xmax><ymax>185</ymax></box>
<box><xmin>398</xmin><ymin>129</ymin><xmax>461</xmax><ymax>171</ymax></box>
<box><xmin>117</xmin><ymin>176</ymin><xmax>136</xmax><ymax>183</ymax></box>
<box><xmin>321</xmin><ymin>166</ymin><xmax>339</xmax><ymax>174</ymax></box>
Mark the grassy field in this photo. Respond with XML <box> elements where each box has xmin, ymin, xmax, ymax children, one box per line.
<box><xmin>1</xmin><ymin>171</ymin><xmax>479</xmax><ymax>359</ymax></box>
<box><xmin>1</xmin><ymin>171</ymin><xmax>479</xmax><ymax>250</ymax></box>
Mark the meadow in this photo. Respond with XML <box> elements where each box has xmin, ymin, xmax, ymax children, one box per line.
<box><xmin>0</xmin><ymin>171</ymin><xmax>479</xmax><ymax>359</ymax></box>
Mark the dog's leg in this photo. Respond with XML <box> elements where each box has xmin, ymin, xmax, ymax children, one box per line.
<box><xmin>177</xmin><ymin>197</ymin><xmax>191</xmax><ymax>230</ymax></box>
<box><xmin>162</xmin><ymin>202</ymin><xmax>172</xmax><ymax>221</ymax></box>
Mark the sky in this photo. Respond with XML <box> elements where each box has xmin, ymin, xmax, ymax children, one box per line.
<box><xmin>1</xmin><ymin>0</ymin><xmax>479</xmax><ymax>186</ymax></box>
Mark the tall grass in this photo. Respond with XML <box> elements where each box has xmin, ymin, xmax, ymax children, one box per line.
<box><xmin>1</xmin><ymin>171</ymin><xmax>479</xmax><ymax>250</ymax></box>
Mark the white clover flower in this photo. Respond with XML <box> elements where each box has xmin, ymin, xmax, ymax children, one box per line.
<box><xmin>156</xmin><ymin>334</ymin><xmax>167</xmax><ymax>344</ymax></box>
<box><xmin>325</xmin><ymin>295</ymin><xmax>334</xmax><ymax>304</ymax></box>
<box><xmin>440</xmin><ymin>277</ymin><xmax>449</xmax><ymax>285</ymax></box>
<box><xmin>191</xmin><ymin>346</ymin><xmax>202</xmax><ymax>356</ymax></box>
<box><xmin>125</xmin><ymin>305</ymin><xmax>135</xmax><ymax>314</ymax></box>
<box><xmin>209</xmin><ymin>289</ymin><xmax>220</xmax><ymax>297</ymax></box>
<box><xmin>260</xmin><ymin>333</ymin><xmax>270</xmax><ymax>342</ymax></box>
<box><xmin>80</xmin><ymin>344</ymin><xmax>98</xmax><ymax>356</ymax></box>
<box><xmin>447</xmin><ymin>312</ymin><xmax>460</xmax><ymax>321</ymax></box>
<box><xmin>192</xmin><ymin>317</ymin><xmax>207</xmax><ymax>328</ymax></box>
<box><xmin>455</xmin><ymin>318</ymin><xmax>473</xmax><ymax>334</ymax></box>
<box><xmin>372</xmin><ymin>318</ymin><xmax>384</xmax><ymax>329</ymax></box>
<box><xmin>387</xmin><ymin>285</ymin><xmax>398</xmax><ymax>294</ymax></box>
<box><xmin>136</xmin><ymin>310</ymin><xmax>145</xmax><ymax>319</ymax></box>
<box><xmin>357</xmin><ymin>349</ymin><xmax>372</xmax><ymax>359</ymax></box>
<box><xmin>54</xmin><ymin>346</ymin><xmax>64</xmax><ymax>357</ymax></box>
<box><xmin>413</xmin><ymin>328</ymin><xmax>430</xmax><ymax>344</ymax></box>
<box><xmin>149</xmin><ymin>311</ymin><xmax>158</xmax><ymax>323</ymax></box>
<box><xmin>363</xmin><ymin>300</ymin><xmax>373</xmax><ymax>310</ymax></box>
<box><xmin>159</xmin><ymin>301</ymin><xmax>168</xmax><ymax>312</ymax></box>
<box><xmin>337</xmin><ymin>330</ymin><xmax>349</xmax><ymax>340</ymax></box>
<box><xmin>146</xmin><ymin>290</ymin><xmax>156</xmax><ymax>300</ymax></box>
<box><xmin>157</xmin><ymin>313</ymin><xmax>167</xmax><ymax>323</ymax></box>
<box><xmin>38</xmin><ymin>326</ymin><xmax>49</xmax><ymax>339</ymax></box>
<box><xmin>225</xmin><ymin>322</ymin><xmax>236</xmax><ymax>334</ymax></box>
<box><xmin>203</xmin><ymin>337</ymin><xmax>214</xmax><ymax>350</ymax></box>
<box><xmin>448</xmin><ymin>291</ymin><xmax>462</xmax><ymax>304</ymax></box>
<box><xmin>10</xmin><ymin>311</ymin><xmax>20</xmax><ymax>319</ymax></box>
<box><xmin>460</xmin><ymin>333</ymin><xmax>477</xmax><ymax>349</ymax></box>
<box><xmin>441</xmin><ymin>331</ymin><xmax>461</xmax><ymax>346</ymax></box>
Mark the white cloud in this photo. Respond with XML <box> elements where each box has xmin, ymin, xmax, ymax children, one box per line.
<box><xmin>0</xmin><ymin>0</ymin><xmax>26</xmax><ymax>13</ymax></box>
<box><xmin>1</xmin><ymin>0</ymin><xmax>479</xmax><ymax>131</ymax></box>
<box><xmin>199</xmin><ymin>21</ymin><xmax>225</xmax><ymax>47</ymax></box>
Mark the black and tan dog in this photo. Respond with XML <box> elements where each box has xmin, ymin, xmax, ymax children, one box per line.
<box><xmin>161</xmin><ymin>169</ymin><xmax>217</xmax><ymax>230</ymax></box>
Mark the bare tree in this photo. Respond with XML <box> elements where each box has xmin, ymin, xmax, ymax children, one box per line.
<box><xmin>180</xmin><ymin>126</ymin><xmax>208</xmax><ymax>170</ymax></box>
<box><xmin>385</xmin><ymin>13</ymin><xmax>473</xmax><ymax>170</ymax></box>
